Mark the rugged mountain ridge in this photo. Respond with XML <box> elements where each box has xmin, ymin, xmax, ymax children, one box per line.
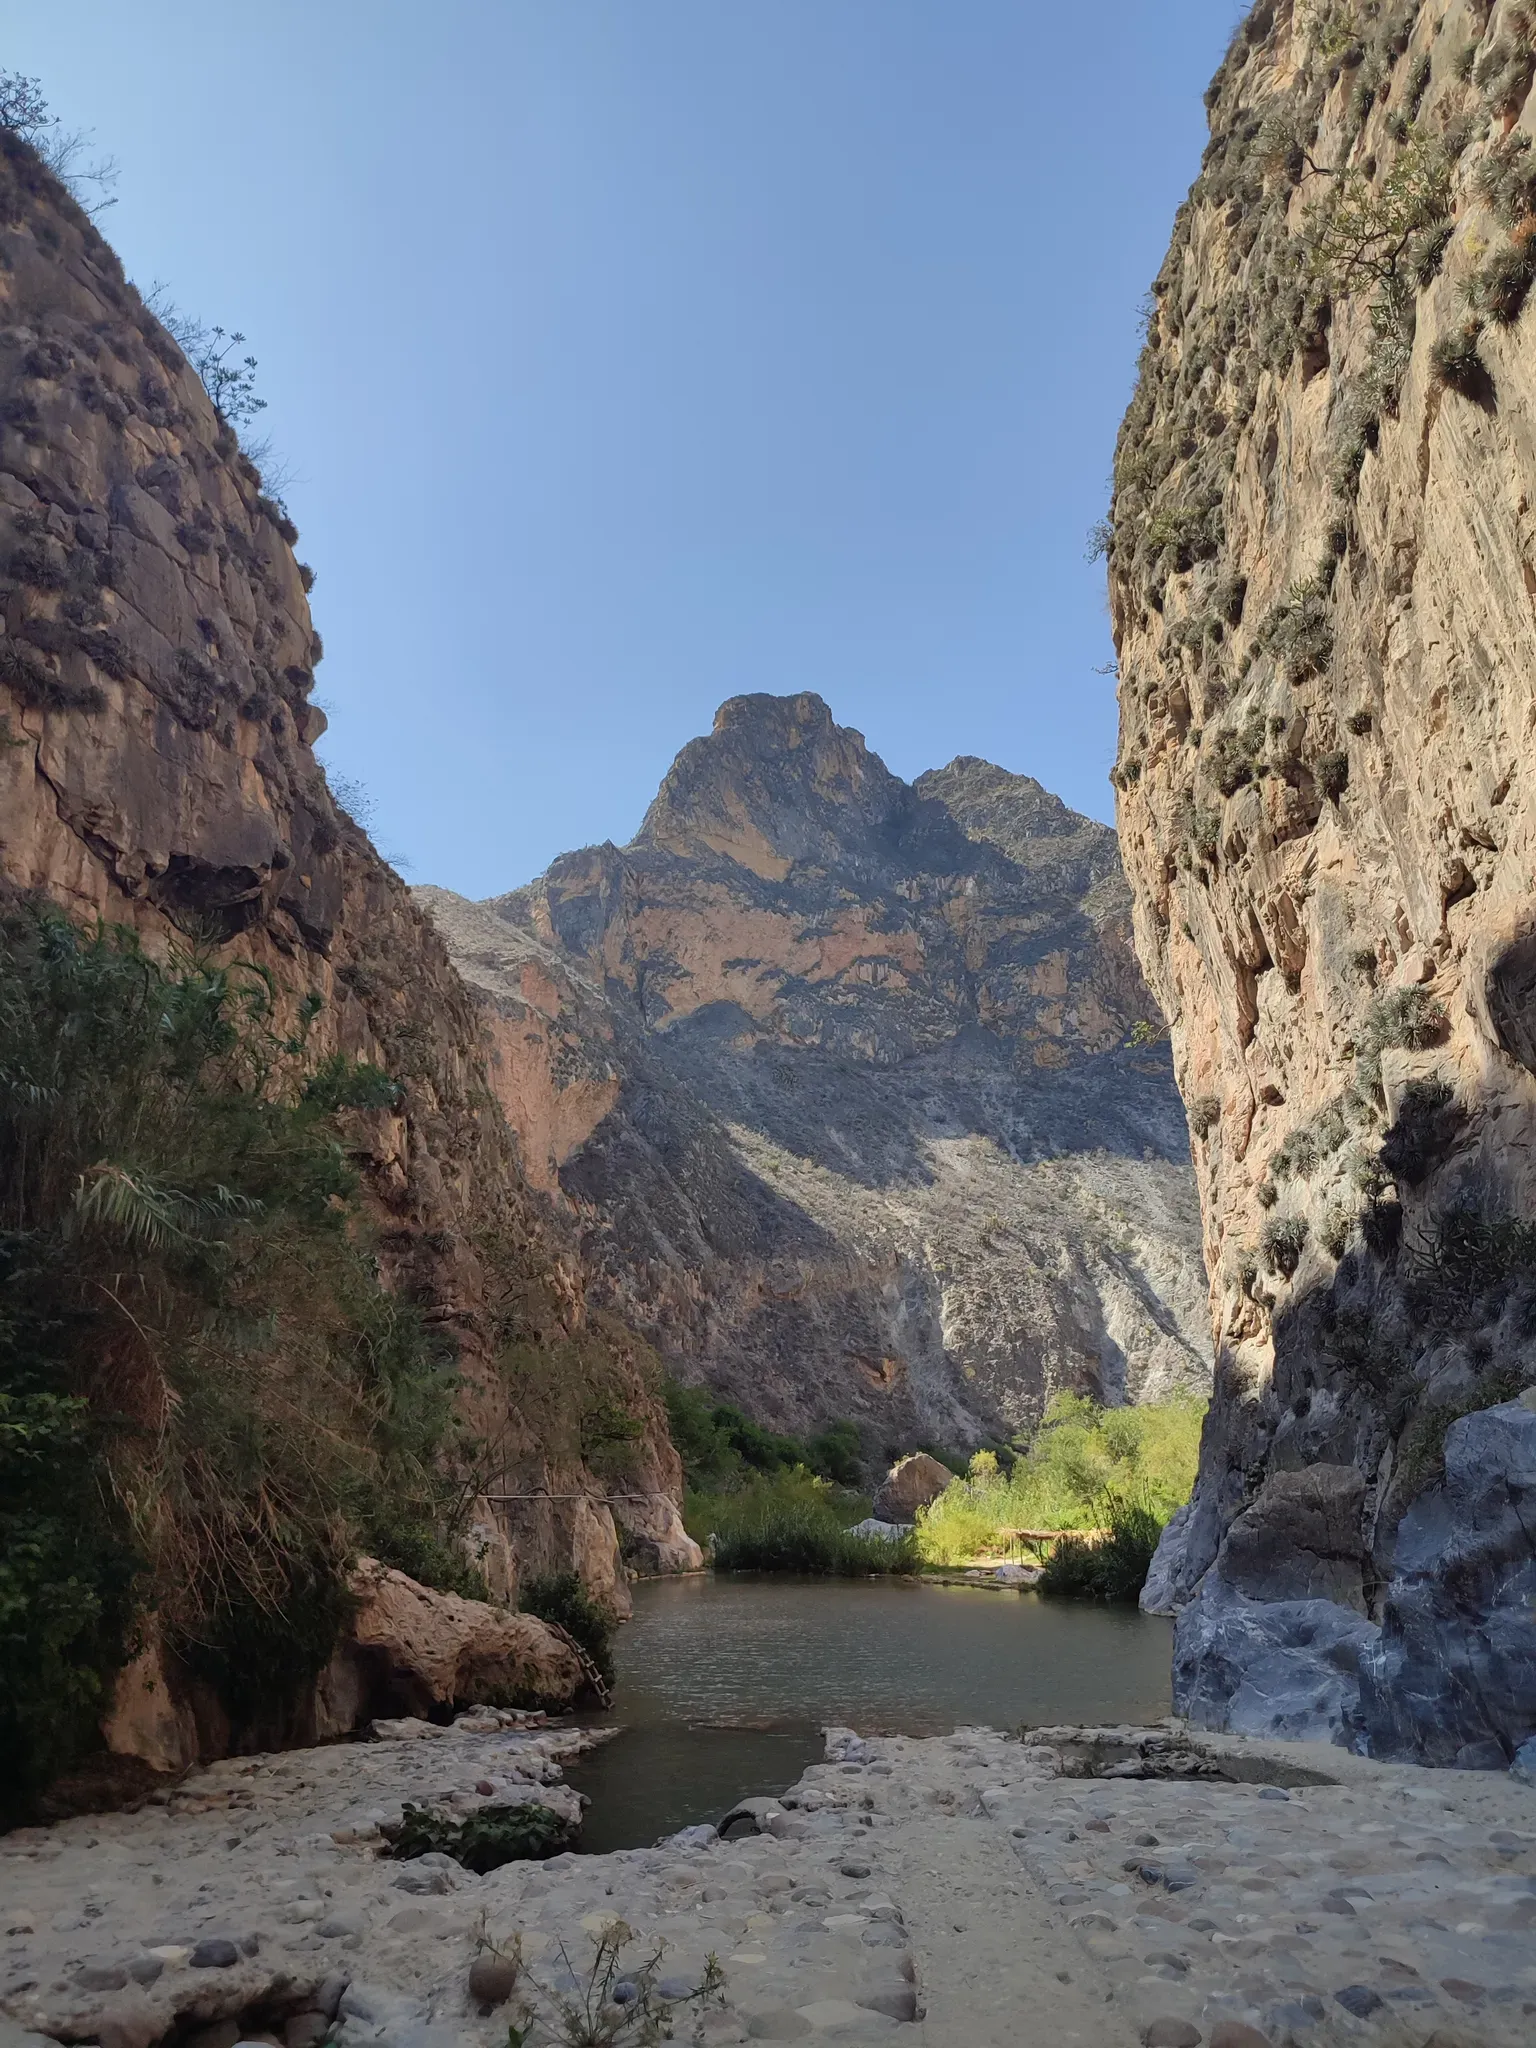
<box><xmin>1111</xmin><ymin>0</ymin><xmax>1536</xmax><ymax>1761</ymax></box>
<box><xmin>0</xmin><ymin>123</ymin><xmax>693</xmax><ymax>1742</ymax></box>
<box><xmin>423</xmin><ymin>692</ymin><xmax>1210</xmax><ymax>1450</ymax></box>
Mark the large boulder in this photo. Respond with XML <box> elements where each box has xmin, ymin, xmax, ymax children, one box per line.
<box><xmin>314</xmin><ymin>1559</ymin><xmax>585</xmax><ymax>1730</ymax></box>
<box><xmin>1172</xmin><ymin>1577</ymin><xmax>1378</xmax><ymax>1747</ymax></box>
<box><xmin>99</xmin><ymin>1561</ymin><xmax>589</xmax><ymax>1775</ymax></box>
<box><xmin>872</xmin><ymin>1452</ymin><xmax>953</xmax><ymax>1522</ymax></box>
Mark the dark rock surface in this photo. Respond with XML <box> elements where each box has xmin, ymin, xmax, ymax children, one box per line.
<box><xmin>423</xmin><ymin>693</ymin><xmax>1210</xmax><ymax>1449</ymax></box>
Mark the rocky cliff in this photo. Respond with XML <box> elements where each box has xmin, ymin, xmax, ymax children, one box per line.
<box><xmin>1111</xmin><ymin>0</ymin><xmax>1536</xmax><ymax>1762</ymax></box>
<box><xmin>423</xmin><ymin>693</ymin><xmax>1211</xmax><ymax>1453</ymax></box>
<box><xmin>0</xmin><ymin>123</ymin><xmax>693</xmax><ymax>1697</ymax></box>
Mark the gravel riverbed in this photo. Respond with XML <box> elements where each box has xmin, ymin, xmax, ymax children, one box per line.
<box><xmin>3</xmin><ymin>1716</ymin><xmax>1533</xmax><ymax>2048</ymax></box>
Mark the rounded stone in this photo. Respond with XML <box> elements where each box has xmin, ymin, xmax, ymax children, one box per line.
<box><xmin>655</xmin><ymin>1975</ymin><xmax>697</xmax><ymax>2001</ymax></box>
<box><xmin>188</xmin><ymin>1940</ymin><xmax>240</xmax><ymax>1970</ymax></box>
<box><xmin>859</xmin><ymin>1986</ymin><xmax>917</xmax><ymax>2022</ymax></box>
<box><xmin>1207</xmin><ymin>2028</ymin><xmax>1270</xmax><ymax>2048</ymax></box>
<box><xmin>1439</xmin><ymin>1978</ymin><xmax>1484</xmax><ymax>2004</ymax></box>
<box><xmin>1141</xmin><ymin>2022</ymin><xmax>1200</xmax><ymax>2048</ymax></box>
<box><xmin>468</xmin><ymin>1955</ymin><xmax>520</xmax><ymax>2007</ymax></box>
<box><xmin>1256</xmin><ymin>1786</ymin><xmax>1289</xmax><ymax>1801</ymax></box>
<box><xmin>75</xmin><ymin>1965</ymin><xmax>130</xmax><ymax>1992</ymax></box>
<box><xmin>126</xmin><ymin>1957</ymin><xmax>163</xmax><ymax>1987</ymax></box>
<box><xmin>839</xmin><ymin>1861</ymin><xmax>871</xmax><ymax>1879</ymax></box>
<box><xmin>1335</xmin><ymin>1986</ymin><xmax>1383</xmax><ymax>2017</ymax></box>
<box><xmin>861</xmin><ymin>1922</ymin><xmax>907</xmax><ymax>1947</ymax></box>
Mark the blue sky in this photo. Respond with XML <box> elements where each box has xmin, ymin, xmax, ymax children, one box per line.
<box><xmin>11</xmin><ymin>2</ymin><xmax>1238</xmax><ymax>895</ymax></box>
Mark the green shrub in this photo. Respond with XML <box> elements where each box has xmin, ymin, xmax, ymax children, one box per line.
<box><xmin>0</xmin><ymin>903</ymin><xmax>471</xmax><ymax>1811</ymax></box>
<box><xmin>519</xmin><ymin>1570</ymin><xmax>615</xmax><ymax>1689</ymax></box>
<box><xmin>693</xmin><ymin>1471</ymin><xmax>914</xmax><ymax>1577</ymax></box>
<box><xmin>1404</xmin><ymin>1205</ymin><xmax>1536</xmax><ymax>1323</ymax></box>
<box><xmin>914</xmin><ymin>1395</ymin><xmax>1204</xmax><ymax>1568</ymax></box>
<box><xmin>1261</xmin><ymin>1213</ymin><xmax>1309</xmax><ymax>1278</ymax></box>
<box><xmin>1190</xmin><ymin>1095</ymin><xmax>1222</xmax><ymax>1140</ymax></box>
<box><xmin>383</xmin><ymin>1799</ymin><xmax>572</xmax><ymax>1871</ymax></box>
<box><xmin>1365</xmin><ymin>985</ymin><xmax>1447</xmax><ymax>1051</ymax></box>
<box><xmin>1257</xmin><ymin>582</ymin><xmax>1334</xmax><ymax>682</ymax></box>
<box><xmin>1380</xmin><ymin>1078</ymin><xmax>1459</xmax><ymax>1186</ymax></box>
<box><xmin>1316</xmin><ymin>749</ymin><xmax>1350</xmax><ymax>801</ymax></box>
<box><xmin>1464</xmin><ymin>240</ymin><xmax>1536</xmax><ymax>326</ymax></box>
<box><xmin>1207</xmin><ymin>719</ymin><xmax>1263</xmax><ymax>797</ymax></box>
<box><xmin>1038</xmin><ymin>1501</ymin><xmax>1163</xmax><ymax>1604</ymax></box>
<box><xmin>1476</xmin><ymin>132</ymin><xmax>1536</xmax><ymax>227</ymax></box>
<box><xmin>1430</xmin><ymin>324</ymin><xmax>1488</xmax><ymax>396</ymax></box>
<box><xmin>806</xmin><ymin>1419</ymin><xmax>864</xmax><ymax>1487</ymax></box>
<box><xmin>663</xmin><ymin>1378</ymin><xmax>863</xmax><ymax>1490</ymax></box>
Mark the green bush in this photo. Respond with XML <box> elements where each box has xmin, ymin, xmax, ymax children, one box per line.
<box><xmin>914</xmin><ymin>1394</ymin><xmax>1204</xmax><ymax>1570</ymax></box>
<box><xmin>1365</xmin><ymin>985</ymin><xmax>1448</xmax><ymax>1052</ymax></box>
<box><xmin>383</xmin><ymin>1799</ymin><xmax>572</xmax><ymax>1871</ymax></box>
<box><xmin>1380</xmin><ymin>1078</ymin><xmax>1459</xmax><ymax>1186</ymax></box>
<box><xmin>519</xmin><ymin>1570</ymin><xmax>615</xmax><ymax>1689</ymax></box>
<box><xmin>693</xmin><ymin>1471</ymin><xmax>915</xmax><ymax>1577</ymax></box>
<box><xmin>1316</xmin><ymin>749</ymin><xmax>1350</xmax><ymax>801</ymax></box>
<box><xmin>806</xmin><ymin>1419</ymin><xmax>864</xmax><ymax>1487</ymax></box>
<box><xmin>663</xmin><ymin>1378</ymin><xmax>864</xmax><ymax>1489</ymax></box>
<box><xmin>1261</xmin><ymin>1213</ymin><xmax>1309</xmax><ymax>1278</ymax></box>
<box><xmin>1430</xmin><ymin>325</ymin><xmax>1488</xmax><ymax>397</ymax></box>
<box><xmin>1039</xmin><ymin>1502</ymin><xmax>1164</xmax><ymax>1604</ymax></box>
<box><xmin>0</xmin><ymin>903</ymin><xmax>472</xmax><ymax>1813</ymax></box>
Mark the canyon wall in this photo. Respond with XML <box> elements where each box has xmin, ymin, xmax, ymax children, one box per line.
<box><xmin>1111</xmin><ymin>0</ymin><xmax>1536</xmax><ymax>1761</ymax></box>
<box><xmin>0</xmin><ymin>125</ymin><xmax>693</xmax><ymax>1710</ymax></box>
<box><xmin>424</xmin><ymin>692</ymin><xmax>1211</xmax><ymax>1454</ymax></box>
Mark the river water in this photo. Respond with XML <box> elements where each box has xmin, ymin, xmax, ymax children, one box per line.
<box><xmin>566</xmin><ymin>1573</ymin><xmax>1173</xmax><ymax>1852</ymax></box>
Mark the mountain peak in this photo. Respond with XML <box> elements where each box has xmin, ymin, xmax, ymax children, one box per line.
<box><xmin>635</xmin><ymin>691</ymin><xmax>903</xmax><ymax>878</ymax></box>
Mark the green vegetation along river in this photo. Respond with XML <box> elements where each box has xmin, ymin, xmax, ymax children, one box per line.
<box><xmin>566</xmin><ymin>1572</ymin><xmax>1173</xmax><ymax>1851</ymax></box>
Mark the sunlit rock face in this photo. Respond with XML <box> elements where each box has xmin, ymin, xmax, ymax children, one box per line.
<box><xmin>1110</xmin><ymin>0</ymin><xmax>1536</xmax><ymax>1759</ymax></box>
<box><xmin>423</xmin><ymin>691</ymin><xmax>1211</xmax><ymax>1453</ymax></box>
<box><xmin>0</xmin><ymin>127</ymin><xmax>687</xmax><ymax>1651</ymax></box>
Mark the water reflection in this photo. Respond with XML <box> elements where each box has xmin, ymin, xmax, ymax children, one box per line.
<box><xmin>566</xmin><ymin>1574</ymin><xmax>1172</xmax><ymax>1851</ymax></box>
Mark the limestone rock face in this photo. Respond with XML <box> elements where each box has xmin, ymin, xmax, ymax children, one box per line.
<box><xmin>1111</xmin><ymin>1</ymin><xmax>1536</xmax><ymax>1759</ymax></box>
<box><xmin>871</xmin><ymin>1452</ymin><xmax>955</xmax><ymax>1523</ymax></box>
<box><xmin>423</xmin><ymin>693</ymin><xmax>1211</xmax><ymax>1450</ymax></box>
<box><xmin>0</xmin><ymin>131</ymin><xmax>686</xmax><ymax>1698</ymax></box>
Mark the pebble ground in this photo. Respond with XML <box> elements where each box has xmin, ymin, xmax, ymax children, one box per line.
<box><xmin>2</xmin><ymin>1718</ymin><xmax>1533</xmax><ymax>2047</ymax></box>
